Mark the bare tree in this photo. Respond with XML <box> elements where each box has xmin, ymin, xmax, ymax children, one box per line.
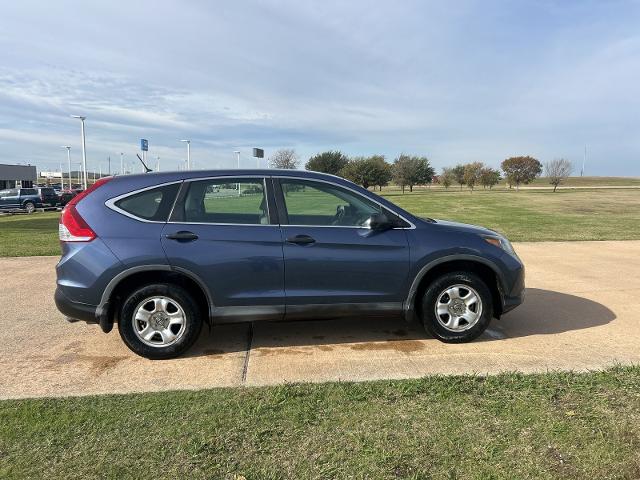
<box><xmin>269</xmin><ymin>149</ymin><xmax>299</xmax><ymax>169</ymax></box>
<box><xmin>545</xmin><ymin>158</ymin><xmax>573</xmax><ymax>192</ymax></box>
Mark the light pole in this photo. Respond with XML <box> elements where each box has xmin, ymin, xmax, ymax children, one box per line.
<box><xmin>234</xmin><ymin>151</ymin><xmax>241</xmax><ymax>195</ymax></box>
<box><xmin>71</xmin><ymin>115</ymin><xmax>88</xmax><ymax>189</ymax></box>
<box><xmin>181</xmin><ymin>140</ymin><xmax>191</xmax><ymax>170</ymax></box>
<box><xmin>120</xmin><ymin>152</ymin><xmax>124</xmax><ymax>175</ymax></box>
<box><xmin>61</xmin><ymin>146</ymin><xmax>71</xmax><ymax>190</ymax></box>
<box><xmin>156</xmin><ymin>155</ymin><xmax>160</xmax><ymax>172</ymax></box>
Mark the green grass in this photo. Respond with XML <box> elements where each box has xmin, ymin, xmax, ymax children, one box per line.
<box><xmin>529</xmin><ymin>176</ymin><xmax>640</xmax><ymax>187</ymax></box>
<box><xmin>0</xmin><ymin>212</ymin><xmax>60</xmax><ymax>257</ymax></box>
<box><xmin>1</xmin><ymin>367</ymin><xmax>639</xmax><ymax>479</ymax></box>
<box><xmin>1</xmin><ymin>185</ymin><xmax>639</xmax><ymax>257</ymax></box>
<box><xmin>380</xmin><ymin>187</ymin><xmax>640</xmax><ymax>242</ymax></box>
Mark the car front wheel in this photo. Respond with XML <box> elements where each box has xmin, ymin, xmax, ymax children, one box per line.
<box><xmin>420</xmin><ymin>271</ymin><xmax>493</xmax><ymax>343</ymax></box>
<box><xmin>118</xmin><ymin>283</ymin><xmax>203</xmax><ymax>359</ymax></box>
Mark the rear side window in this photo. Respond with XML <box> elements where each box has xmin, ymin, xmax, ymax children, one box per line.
<box><xmin>114</xmin><ymin>183</ymin><xmax>180</xmax><ymax>221</ymax></box>
<box><xmin>173</xmin><ymin>178</ymin><xmax>269</xmax><ymax>224</ymax></box>
<box><xmin>20</xmin><ymin>189</ymin><xmax>37</xmax><ymax>195</ymax></box>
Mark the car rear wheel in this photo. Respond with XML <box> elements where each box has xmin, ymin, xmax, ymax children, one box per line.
<box><xmin>420</xmin><ymin>271</ymin><xmax>493</xmax><ymax>343</ymax></box>
<box><xmin>118</xmin><ymin>283</ymin><xmax>203</xmax><ymax>359</ymax></box>
<box><xmin>24</xmin><ymin>202</ymin><xmax>35</xmax><ymax>214</ymax></box>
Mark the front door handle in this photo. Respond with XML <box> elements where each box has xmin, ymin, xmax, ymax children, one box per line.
<box><xmin>286</xmin><ymin>234</ymin><xmax>315</xmax><ymax>245</ymax></box>
<box><xmin>165</xmin><ymin>231</ymin><xmax>199</xmax><ymax>242</ymax></box>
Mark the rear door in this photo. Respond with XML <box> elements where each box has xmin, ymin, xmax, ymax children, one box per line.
<box><xmin>161</xmin><ymin>177</ymin><xmax>285</xmax><ymax>322</ymax></box>
<box><xmin>275</xmin><ymin>177</ymin><xmax>411</xmax><ymax>318</ymax></box>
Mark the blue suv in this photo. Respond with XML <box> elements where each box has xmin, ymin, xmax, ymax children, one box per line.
<box><xmin>55</xmin><ymin>170</ymin><xmax>525</xmax><ymax>359</ymax></box>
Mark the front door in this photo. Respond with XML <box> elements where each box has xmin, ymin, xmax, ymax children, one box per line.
<box><xmin>275</xmin><ymin>178</ymin><xmax>411</xmax><ymax>319</ymax></box>
<box><xmin>161</xmin><ymin>177</ymin><xmax>285</xmax><ymax>322</ymax></box>
<box><xmin>0</xmin><ymin>189</ymin><xmax>20</xmax><ymax>209</ymax></box>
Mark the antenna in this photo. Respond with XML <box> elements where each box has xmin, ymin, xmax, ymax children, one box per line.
<box><xmin>136</xmin><ymin>153</ymin><xmax>153</xmax><ymax>173</ymax></box>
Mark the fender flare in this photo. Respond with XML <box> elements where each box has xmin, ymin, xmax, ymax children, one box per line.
<box><xmin>96</xmin><ymin>264</ymin><xmax>215</xmax><ymax>331</ymax></box>
<box><xmin>403</xmin><ymin>254</ymin><xmax>505</xmax><ymax>321</ymax></box>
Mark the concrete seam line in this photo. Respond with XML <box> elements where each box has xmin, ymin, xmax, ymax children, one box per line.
<box><xmin>241</xmin><ymin>322</ymin><xmax>254</xmax><ymax>384</ymax></box>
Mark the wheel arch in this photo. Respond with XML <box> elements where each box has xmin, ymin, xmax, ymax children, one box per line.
<box><xmin>404</xmin><ymin>255</ymin><xmax>505</xmax><ymax>322</ymax></box>
<box><xmin>97</xmin><ymin>265</ymin><xmax>213</xmax><ymax>333</ymax></box>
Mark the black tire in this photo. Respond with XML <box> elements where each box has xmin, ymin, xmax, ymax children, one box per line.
<box><xmin>24</xmin><ymin>202</ymin><xmax>35</xmax><ymax>214</ymax></box>
<box><xmin>118</xmin><ymin>283</ymin><xmax>203</xmax><ymax>359</ymax></box>
<box><xmin>420</xmin><ymin>271</ymin><xmax>493</xmax><ymax>343</ymax></box>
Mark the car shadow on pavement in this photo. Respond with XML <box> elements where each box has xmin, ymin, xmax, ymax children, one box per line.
<box><xmin>493</xmin><ymin>288</ymin><xmax>616</xmax><ymax>338</ymax></box>
<box><xmin>186</xmin><ymin>288</ymin><xmax>616</xmax><ymax>357</ymax></box>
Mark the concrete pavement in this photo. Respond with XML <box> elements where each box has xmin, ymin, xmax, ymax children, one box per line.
<box><xmin>1</xmin><ymin>240</ymin><xmax>639</xmax><ymax>399</ymax></box>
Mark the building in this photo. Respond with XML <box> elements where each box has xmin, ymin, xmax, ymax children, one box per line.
<box><xmin>0</xmin><ymin>164</ymin><xmax>37</xmax><ymax>189</ymax></box>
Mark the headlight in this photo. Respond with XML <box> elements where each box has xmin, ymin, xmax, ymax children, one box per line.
<box><xmin>482</xmin><ymin>235</ymin><xmax>516</xmax><ymax>256</ymax></box>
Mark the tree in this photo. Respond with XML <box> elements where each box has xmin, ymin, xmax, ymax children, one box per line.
<box><xmin>440</xmin><ymin>167</ymin><xmax>455</xmax><ymax>189</ymax></box>
<box><xmin>479</xmin><ymin>167</ymin><xmax>501</xmax><ymax>189</ymax></box>
<box><xmin>545</xmin><ymin>158</ymin><xmax>573</xmax><ymax>192</ymax></box>
<box><xmin>305</xmin><ymin>150</ymin><xmax>349</xmax><ymax>175</ymax></box>
<box><xmin>463</xmin><ymin>162</ymin><xmax>484</xmax><ymax>191</ymax></box>
<box><xmin>369</xmin><ymin>155</ymin><xmax>393</xmax><ymax>190</ymax></box>
<box><xmin>501</xmin><ymin>156</ymin><xmax>542</xmax><ymax>191</ymax></box>
<box><xmin>451</xmin><ymin>164</ymin><xmax>466</xmax><ymax>190</ymax></box>
<box><xmin>340</xmin><ymin>155</ymin><xmax>392</xmax><ymax>190</ymax></box>
<box><xmin>392</xmin><ymin>154</ymin><xmax>435</xmax><ymax>193</ymax></box>
<box><xmin>269</xmin><ymin>149</ymin><xmax>299</xmax><ymax>169</ymax></box>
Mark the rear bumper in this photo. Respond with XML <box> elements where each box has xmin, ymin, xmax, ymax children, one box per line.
<box><xmin>54</xmin><ymin>287</ymin><xmax>98</xmax><ymax>324</ymax></box>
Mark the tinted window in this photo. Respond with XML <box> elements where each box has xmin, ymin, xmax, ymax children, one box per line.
<box><xmin>177</xmin><ymin>178</ymin><xmax>268</xmax><ymax>224</ymax></box>
<box><xmin>280</xmin><ymin>179</ymin><xmax>381</xmax><ymax>227</ymax></box>
<box><xmin>115</xmin><ymin>183</ymin><xmax>180</xmax><ymax>221</ymax></box>
<box><xmin>20</xmin><ymin>189</ymin><xmax>37</xmax><ymax>195</ymax></box>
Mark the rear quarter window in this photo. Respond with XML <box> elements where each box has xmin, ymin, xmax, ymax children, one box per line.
<box><xmin>114</xmin><ymin>183</ymin><xmax>180</xmax><ymax>221</ymax></box>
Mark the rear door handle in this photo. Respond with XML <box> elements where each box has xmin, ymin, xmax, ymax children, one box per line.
<box><xmin>286</xmin><ymin>234</ymin><xmax>316</xmax><ymax>245</ymax></box>
<box><xmin>165</xmin><ymin>231</ymin><xmax>199</xmax><ymax>241</ymax></box>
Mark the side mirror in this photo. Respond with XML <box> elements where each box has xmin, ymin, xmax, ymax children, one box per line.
<box><xmin>367</xmin><ymin>212</ymin><xmax>393</xmax><ymax>231</ymax></box>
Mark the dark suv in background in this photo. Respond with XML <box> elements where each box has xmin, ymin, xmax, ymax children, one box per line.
<box><xmin>0</xmin><ymin>187</ymin><xmax>57</xmax><ymax>213</ymax></box>
<box><xmin>55</xmin><ymin>170</ymin><xmax>525</xmax><ymax>359</ymax></box>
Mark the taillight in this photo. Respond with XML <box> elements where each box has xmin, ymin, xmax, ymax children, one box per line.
<box><xmin>59</xmin><ymin>176</ymin><xmax>113</xmax><ymax>242</ymax></box>
<box><xmin>59</xmin><ymin>204</ymin><xmax>96</xmax><ymax>242</ymax></box>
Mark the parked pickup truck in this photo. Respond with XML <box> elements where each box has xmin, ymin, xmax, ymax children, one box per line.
<box><xmin>0</xmin><ymin>187</ymin><xmax>56</xmax><ymax>213</ymax></box>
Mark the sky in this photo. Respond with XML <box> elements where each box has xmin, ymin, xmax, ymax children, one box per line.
<box><xmin>0</xmin><ymin>0</ymin><xmax>639</xmax><ymax>175</ymax></box>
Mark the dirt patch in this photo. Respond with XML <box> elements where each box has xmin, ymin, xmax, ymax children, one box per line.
<box><xmin>203</xmin><ymin>348</ymin><xmax>226</xmax><ymax>356</ymax></box>
<box><xmin>253</xmin><ymin>347</ymin><xmax>314</xmax><ymax>357</ymax></box>
<box><xmin>349</xmin><ymin>339</ymin><xmax>425</xmax><ymax>354</ymax></box>
<box><xmin>54</xmin><ymin>353</ymin><xmax>127</xmax><ymax>375</ymax></box>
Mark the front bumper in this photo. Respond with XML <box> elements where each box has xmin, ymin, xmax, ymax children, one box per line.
<box><xmin>500</xmin><ymin>258</ymin><xmax>525</xmax><ymax>314</ymax></box>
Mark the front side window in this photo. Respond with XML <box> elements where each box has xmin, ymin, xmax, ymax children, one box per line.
<box><xmin>115</xmin><ymin>183</ymin><xmax>180</xmax><ymax>221</ymax></box>
<box><xmin>178</xmin><ymin>178</ymin><xmax>268</xmax><ymax>225</ymax></box>
<box><xmin>280</xmin><ymin>179</ymin><xmax>382</xmax><ymax>227</ymax></box>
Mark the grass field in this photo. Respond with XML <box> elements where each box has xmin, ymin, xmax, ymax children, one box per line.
<box><xmin>381</xmin><ymin>187</ymin><xmax>640</xmax><ymax>242</ymax></box>
<box><xmin>0</xmin><ymin>211</ymin><xmax>60</xmax><ymax>257</ymax></box>
<box><xmin>1</xmin><ymin>367</ymin><xmax>638</xmax><ymax>479</ymax></box>
<box><xmin>1</xmin><ymin>180</ymin><xmax>639</xmax><ymax>256</ymax></box>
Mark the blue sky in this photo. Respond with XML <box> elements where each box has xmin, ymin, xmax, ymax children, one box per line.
<box><xmin>0</xmin><ymin>0</ymin><xmax>639</xmax><ymax>175</ymax></box>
